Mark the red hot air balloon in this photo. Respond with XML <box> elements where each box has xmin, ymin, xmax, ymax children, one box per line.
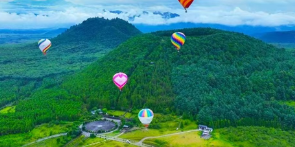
<box><xmin>178</xmin><ymin>0</ymin><xmax>194</xmax><ymax>13</ymax></box>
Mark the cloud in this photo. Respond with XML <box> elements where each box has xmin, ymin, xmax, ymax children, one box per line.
<box><xmin>0</xmin><ymin>1</ymin><xmax>295</xmax><ymax>29</ymax></box>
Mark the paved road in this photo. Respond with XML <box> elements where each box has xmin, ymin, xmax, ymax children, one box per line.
<box><xmin>22</xmin><ymin>133</ymin><xmax>67</xmax><ymax>147</ymax></box>
<box><xmin>135</xmin><ymin>130</ymin><xmax>200</xmax><ymax>146</ymax></box>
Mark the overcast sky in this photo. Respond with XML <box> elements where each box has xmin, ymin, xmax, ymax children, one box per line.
<box><xmin>0</xmin><ymin>0</ymin><xmax>295</xmax><ymax>29</ymax></box>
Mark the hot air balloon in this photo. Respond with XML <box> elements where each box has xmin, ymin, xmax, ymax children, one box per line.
<box><xmin>178</xmin><ymin>0</ymin><xmax>194</xmax><ymax>13</ymax></box>
<box><xmin>138</xmin><ymin>109</ymin><xmax>154</xmax><ymax>128</ymax></box>
<box><xmin>113</xmin><ymin>72</ymin><xmax>128</xmax><ymax>91</ymax></box>
<box><xmin>38</xmin><ymin>39</ymin><xmax>51</xmax><ymax>55</ymax></box>
<box><xmin>171</xmin><ymin>32</ymin><xmax>186</xmax><ymax>52</ymax></box>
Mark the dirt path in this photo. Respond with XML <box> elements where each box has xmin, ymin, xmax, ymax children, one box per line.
<box><xmin>22</xmin><ymin>133</ymin><xmax>67</xmax><ymax>147</ymax></box>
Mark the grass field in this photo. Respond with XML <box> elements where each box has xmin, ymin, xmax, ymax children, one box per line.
<box><xmin>120</xmin><ymin>129</ymin><xmax>180</xmax><ymax>141</ymax></box>
<box><xmin>85</xmin><ymin>139</ymin><xmax>137</xmax><ymax>147</ymax></box>
<box><xmin>0</xmin><ymin>121</ymin><xmax>76</xmax><ymax>146</ymax></box>
<box><xmin>120</xmin><ymin>113</ymin><xmax>198</xmax><ymax>141</ymax></box>
<box><xmin>104</xmin><ymin>130</ymin><xmax>122</xmax><ymax>137</ymax></box>
<box><xmin>65</xmin><ymin>135</ymin><xmax>137</xmax><ymax>147</ymax></box>
<box><xmin>144</xmin><ymin>131</ymin><xmax>233</xmax><ymax>147</ymax></box>
<box><xmin>0</xmin><ymin>106</ymin><xmax>16</xmax><ymax>114</ymax></box>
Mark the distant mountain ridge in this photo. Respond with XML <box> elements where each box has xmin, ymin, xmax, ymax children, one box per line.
<box><xmin>0</xmin><ymin>28</ymin><xmax>67</xmax><ymax>34</ymax></box>
<box><xmin>134</xmin><ymin>23</ymin><xmax>295</xmax><ymax>36</ymax></box>
<box><xmin>0</xmin><ymin>28</ymin><xmax>67</xmax><ymax>44</ymax></box>
<box><xmin>256</xmin><ymin>31</ymin><xmax>295</xmax><ymax>43</ymax></box>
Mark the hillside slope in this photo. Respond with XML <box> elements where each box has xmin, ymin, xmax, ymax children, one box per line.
<box><xmin>2</xmin><ymin>28</ymin><xmax>295</xmax><ymax>136</ymax></box>
<box><xmin>0</xmin><ymin>17</ymin><xmax>141</xmax><ymax>107</ymax></box>
<box><xmin>63</xmin><ymin>28</ymin><xmax>295</xmax><ymax>129</ymax></box>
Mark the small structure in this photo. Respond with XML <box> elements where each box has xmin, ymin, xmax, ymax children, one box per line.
<box><xmin>198</xmin><ymin>125</ymin><xmax>208</xmax><ymax>131</ymax></box>
<box><xmin>91</xmin><ymin>111</ymin><xmax>96</xmax><ymax>115</ymax></box>
<box><xmin>198</xmin><ymin>125</ymin><xmax>213</xmax><ymax>139</ymax></box>
<box><xmin>91</xmin><ymin>109</ymin><xmax>103</xmax><ymax>115</ymax></box>
<box><xmin>123</xmin><ymin>125</ymin><xmax>129</xmax><ymax>128</ymax></box>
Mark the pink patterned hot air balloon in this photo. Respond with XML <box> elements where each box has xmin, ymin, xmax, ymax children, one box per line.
<box><xmin>113</xmin><ymin>72</ymin><xmax>128</xmax><ymax>91</ymax></box>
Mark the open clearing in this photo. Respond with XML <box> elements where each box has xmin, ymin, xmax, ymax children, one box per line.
<box><xmin>0</xmin><ymin>106</ymin><xmax>16</xmax><ymax>114</ymax></box>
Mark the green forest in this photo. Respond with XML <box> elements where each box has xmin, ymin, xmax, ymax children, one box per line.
<box><xmin>1</xmin><ymin>18</ymin><xmax>295</xmax><ymax>146</ymax></box>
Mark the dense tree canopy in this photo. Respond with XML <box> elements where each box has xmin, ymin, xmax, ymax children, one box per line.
<box><xmin>1</xmin><ymin>27</ymin><xmax>295</xmax><ymax>136</ymax></box>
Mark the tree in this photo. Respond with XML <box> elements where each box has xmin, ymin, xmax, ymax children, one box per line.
<box><xmin>90</xmin><ymin>133</ymin><xmax>96</xmax><ymax>138</ymax></box>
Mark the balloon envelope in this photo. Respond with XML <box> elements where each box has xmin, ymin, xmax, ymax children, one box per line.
<box><xmin>113</xmin><ymin>72</ymin><xmax>128</xmax><ymax>90</ymax></box>
<box><xmin>38</xmin><ymin>39</ymin><xmax>51</xmax><ymax>55</ymax></box>
<box><xmin>178</xmin><ymin>0</ymin><xmax>194</xmax><ymax>8</ymax></box>
<box><xmin>171</xmin><ymin>32</ymin><xmax>186</xmax><ymax>51</ymax></box>
<box><xmin>138</xmin><ymin>109</ymin><xmax>154</xmax><ymax>128</ymax></box>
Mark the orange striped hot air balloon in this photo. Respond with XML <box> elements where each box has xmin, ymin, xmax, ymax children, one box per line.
<box><xmin>178</xmin><ymin>0</ymin><xmax>194</xmax><ymax>13</ymax></box>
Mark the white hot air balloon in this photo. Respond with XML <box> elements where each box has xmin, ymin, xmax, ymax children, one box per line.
<box><xmin>138</xmin><ymin>108</ymin><xmax>154</xmax><ymax>128</ymax></box>
<box><xmin>38</xmin><ymin>39</ymin><xmax>51</xmax><ymax>55</ymax></box>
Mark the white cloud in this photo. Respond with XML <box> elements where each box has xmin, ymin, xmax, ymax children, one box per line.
<box><xmin>0</xmin><ymin>1</ymin><xmax>295</xmax><ymax>29</ymax></box>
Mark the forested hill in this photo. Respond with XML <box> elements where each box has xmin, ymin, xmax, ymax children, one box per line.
<box><xmin>2</xmin><ymin>28</ymin><xmax>295</xmax><ymax>136</ymax></box>
<box><xmin>53</xmin><ymin>17</ymin><xmax>142</xmax><ymax>49</ymax></box>
<box><xmin>257</xmin><ymin>31</ymin><xmax>295</xmax><ymax>43</ymax></box>
<box><xmin>61</xmin><ymin>28</ymin><xmax>295</xmax><ymax>129</ymax></box>
<box><xmin>0</xmin><ymin>17</ymin><xmax>141</xmax><ymax>108</ymax></box>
